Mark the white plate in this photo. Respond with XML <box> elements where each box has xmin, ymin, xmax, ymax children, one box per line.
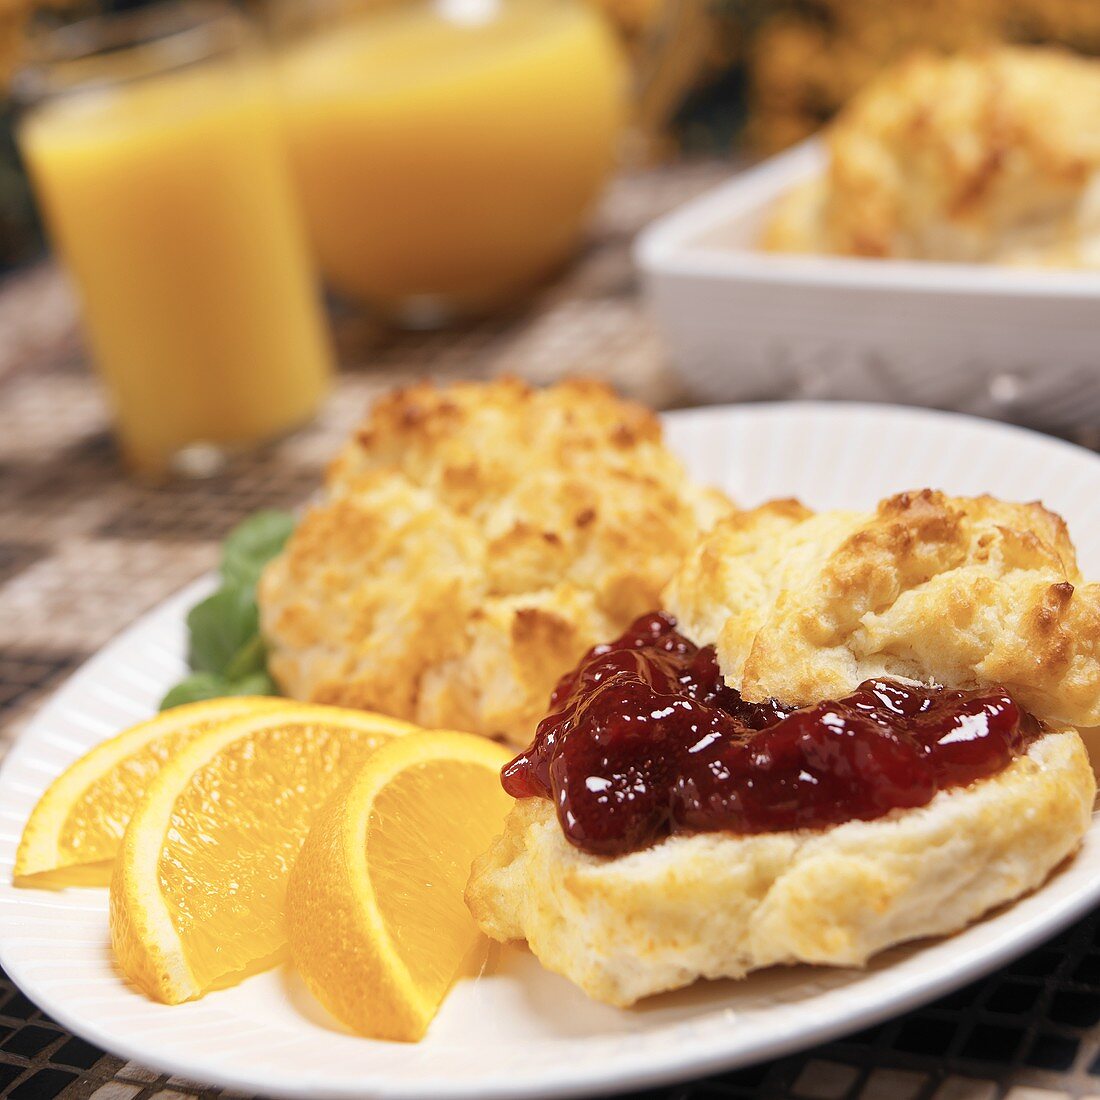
<box><xmin>635</xmin><ymin>142</ymin><xmax>1100</xmax><ymax>434</ymax></box>
<box><xmin>2</xmin><ymin>402</ymin><xmax>1099</xmax><ymax>1100</ymax></box>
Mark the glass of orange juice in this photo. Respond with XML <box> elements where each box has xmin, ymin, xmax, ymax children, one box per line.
<box><xmin>16</xmin><ymin>1</ymin><xmax>333</xmax><ymax>479</ymax></box>
<box><xmin>275</xmin><ymin>0</ymin><xmax>626</xmax><ymax>325</ymax></box>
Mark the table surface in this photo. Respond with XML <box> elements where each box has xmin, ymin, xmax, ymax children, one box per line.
<box><xmin>3</xmin><ymin>161</ymin><xmax>1100</xmax><ymax>1100</ymax></box>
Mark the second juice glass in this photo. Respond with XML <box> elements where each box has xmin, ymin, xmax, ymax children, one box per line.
<box><xmin>277</xmin><ymin>0</ymin><xmax>627</xmax><ymax>325</ymax></box>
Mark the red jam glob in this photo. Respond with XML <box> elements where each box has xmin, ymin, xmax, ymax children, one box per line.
<box><xmin>501</xmin><ymin>612</ymin><xmax>1041</xmax><ymax>856</ymax></box>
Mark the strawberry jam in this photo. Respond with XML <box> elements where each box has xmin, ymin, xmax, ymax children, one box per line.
<box><xmin>501</xmin><ymin>612</ymin><xmax>1042</xmax><ymax>856</ymax></box>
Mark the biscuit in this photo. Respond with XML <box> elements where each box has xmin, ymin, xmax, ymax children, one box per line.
<box><xmin>762</xmin><ymin>47</ymin><xmax>1100</xmax><ymax>268</ymax></box>
<box><xmin>467</xmin><ymin>730</ymin><xmax>1094</xmax><ymax>1006</ymax></box>
<box><xmin>259</xmin><ymin>377</ymin><xmax>731</xmax><ymax>743</ymax></box>
<box><xmin>664</xmin><ymin>490</ymin><xmax>1100</xmax><ymax>728</ymax></box>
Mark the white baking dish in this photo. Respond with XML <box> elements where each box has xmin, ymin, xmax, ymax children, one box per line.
<box><xmin>635</xmin><ymin>141</ymin><xmax>1100</xmax><ymax>436</ymax></box>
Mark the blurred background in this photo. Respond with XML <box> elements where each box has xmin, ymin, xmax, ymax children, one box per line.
<box><xmin>4</xmin><ymin>0</ymin><xmax>1100</xmax><ymax>275</ymax></box>
<box><xmin>0</xmin><ymin>0</ymin><xmax>1097</xmax><ymax>485</ymax></box>
<box><xmin>3</xmin><ymin>0</ymin><xmax>1100</xmax><ymax>268</ymax></box>
<box><xmin>3</xmin><ymin>0</ymin><xmax>1100</xmax><ymax>474</ymax></box>
<box><xmin>4</xmin><ymin>0</ymin><xmax>1100</xmax><ymax>274</ymax></box>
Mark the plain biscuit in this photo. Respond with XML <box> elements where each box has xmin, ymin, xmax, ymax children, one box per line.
<box><xmin>259</xmin><ymin>377</ymin><xmax>731</xmax><ymax>743</ymax></box>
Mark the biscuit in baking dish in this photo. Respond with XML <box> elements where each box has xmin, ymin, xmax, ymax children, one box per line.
<box><xmin>664</xmin><ymin>490</ymin><xmax>1100</xmax><ymax>727</ymax></box>
<box><xmin>467</xmin><ymin>730</ymin><xmax>1093</xmax><ymax>1007</ymax></box>
<box><xmin>762</xmin><ymin>47</ymin><xmax>1100</xmax><ymax>268</ymax></box>
<box><xmin>258</xmin><ymin>377</ymin><xmax>731</xmax><ymax>744</ymax></box>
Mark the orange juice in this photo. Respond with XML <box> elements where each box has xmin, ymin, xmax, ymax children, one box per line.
<box><xmin>20</xmin><ymin>25</ymin><xmax>332</xmax><ymax>477</ymax></box>
<box><xmin>279</xmin><ymin>0</ymin><xmax>625</xmax><ymax>319</ymax></box>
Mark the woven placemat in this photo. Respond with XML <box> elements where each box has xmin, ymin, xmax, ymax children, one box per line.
<box><xmin>2</xmin><ymin>160</ymin><xmax>1099</xmax><ymax>1100</ymax></box>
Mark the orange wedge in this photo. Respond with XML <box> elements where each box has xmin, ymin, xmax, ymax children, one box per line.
<box><xmin>287</xmin><ymin>730</ymin><xmax>513</xmax><ymax>1041</ymax></box>
<box><xmin>109</xmin><ymin>703</ymin><xmax>415</xmax><ymax>1004</ymax></box>
<box><xmin>14</xmin><ymin>696</ymin><xmax>281</xmax><ymax>887</ymax></box>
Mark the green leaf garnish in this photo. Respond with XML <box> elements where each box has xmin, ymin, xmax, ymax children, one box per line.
<box><xmin>160</xmin><ymin>669</ymin><xmax>277</xmax><ymax>711</ymax></box>
<box><xmin>160</xmin><ymin>509</ymin><xmax>295</xmax><ymax>711</ymax></box>
<box><xmin>186</xmin><ymin>583</ymin><xmax>260</xmax><ymax>676</ymax></box>
<box><xmin>160</xmin><ymin>671</ymin><xmax>230</xmax><ymax>710</ymax></box>
<box><xmin>224</xmin><ymin>632</ymin><xmax>267</xmax><ymax>681</ymax></box>
<box><xmin>221</xmin><ymin>509</ymin><xmax>296</xmax><ymax>589</ymax></box>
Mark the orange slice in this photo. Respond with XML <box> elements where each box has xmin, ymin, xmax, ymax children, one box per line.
<box><xmin>109</xmin><ymin>703</ymin><xmax>415</xmax><ymax>1003</ymax></box>
<box><xmin>287</xmin><ymin>730</ymin><xmax>513</xmax><ymax>1041</ymax></box>
<box><xmin>14</xmin><ymin>696</ymin><xmax>281</xmax><ymax>887</ymax></box>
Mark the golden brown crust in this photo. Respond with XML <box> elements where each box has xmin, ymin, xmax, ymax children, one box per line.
<box><xmin>760</xmin><ymin>179</ymin><xmax>828</xmax><ymax>254</ymax></box>
<box><xmin>761</xmin><ymin>46</ymin><xmax>1100</xmax><ymax>268</ymax></box>
<box><xmin>664</xmin><ymin>489</ymin><xmax>1100</xmax><ymax>727</ymax></box>
<box><xmin>259</xmin><ymin>377</ymin><xmax>732</xmax><ymax>743</ymax></box>
<box><xmin>467</xmin><ymin>731</ymin><xmax>1094</xmax><ymax>1006</ymax></box>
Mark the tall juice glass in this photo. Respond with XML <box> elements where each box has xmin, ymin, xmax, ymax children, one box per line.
<box><xmin>17</xmin><ymin>2</ymin><xmax>333</xmax><ymax>478</ymax></box>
